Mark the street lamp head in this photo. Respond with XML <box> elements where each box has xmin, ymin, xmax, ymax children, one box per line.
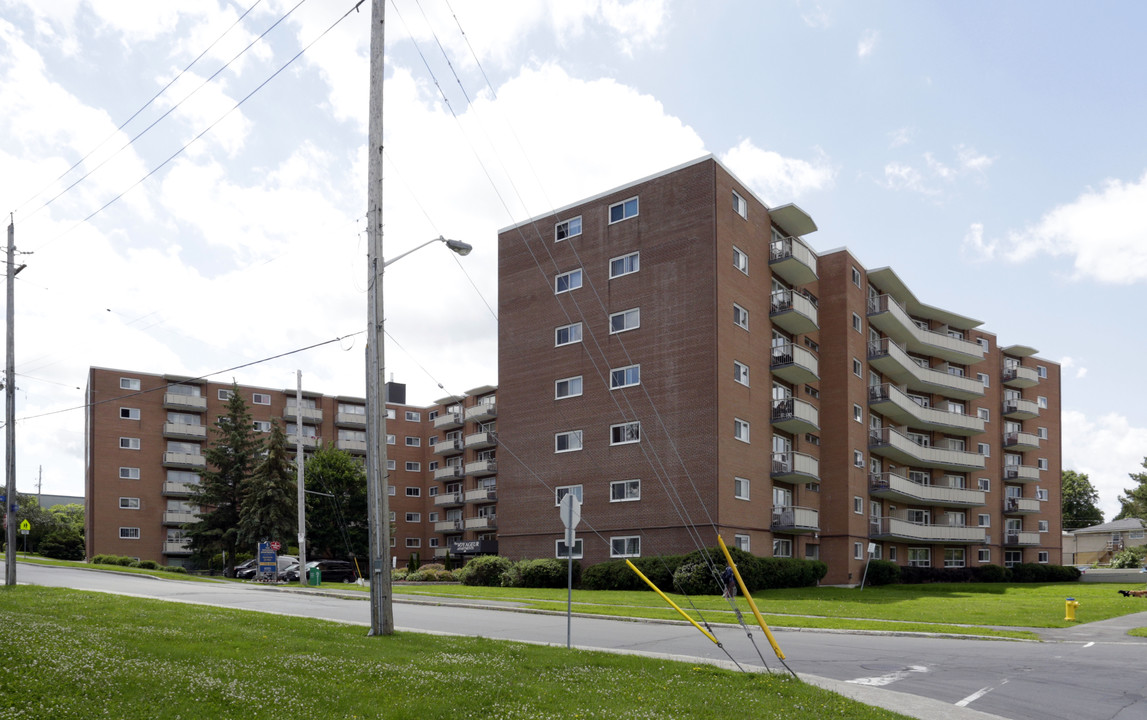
<box><xmin>443</xmin><ymin>238</ymin><xmax>473</xmax><ymax>256</ymax></box>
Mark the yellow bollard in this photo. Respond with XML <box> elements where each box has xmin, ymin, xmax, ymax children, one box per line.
<box><xmin>1064</xmin><ymin>597</ymin><xmax>1080</xmax><ymax>622</ymax></box>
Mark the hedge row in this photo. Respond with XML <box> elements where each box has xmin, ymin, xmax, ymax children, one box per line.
<box><xmin>89</xmin><ymin>554</ymin><xmax>185</xmax><ymax>572</ymax></box>
<box><xmin>583</xmin><ymin>547</ymin><xmax>827</xmax><ymax>594</ymax></box>
<box><xmin>455</xmin><ymin>555</ymin><xmax>582</xmax><ymax>588</ymax></box>
<box><xmin>868</xmin><ymin>561</ymin><xmax>1081</xmax><ymax>585</ymax></box>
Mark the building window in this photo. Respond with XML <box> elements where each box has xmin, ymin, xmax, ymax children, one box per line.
<box><xmin>1036</xmin><ymin>487</ymin><xmax>1049</xmax><ymax>501</ymax></box>
<box><xmin>733</xmin><ymin>418</ymin><xmax>750</xmax><ymax>443</ymax></box>
<box><xmin>555</xmin><ymin>485</ymin><xmax>583</xmax><ymax>506</ymax></box>
<box><xmin>119</xmin><ymin>467</ymin><xmax>140</xmax><ymax>480</ymax></box>
<box><xmin>405</xmin><ymin>538</ymin><xmax>422</xmax><ymax>548</ymax></box>
<box><xmin>610</xmin><ymin>479</ymin><xmax>640</xmax><ymax>502</ymax></box>
<box><xmin>428</xmin><ymin>410</ymin><xmax>438</xmax><ymax>420</ymax></box>
<box><xmin>406</xmin><ymin>436</ymin><xmax>421</xmax><ymax>447</ymax></box>
<box><xmin>610</xmin><ymin>422</ymin><xmax>641</xmax><ymax>446</ymax></box>
<box><xmin>732</xmin><ymin>190</ymin><xmax>747</xmax><ymax>219</ymax></box>
<box><xmin>385</xmin><ymin>434</ymin><xmax>396</xmax><ymax>445</ymax></box>
<box><xmin>1039</xmin><ymin>520</ymin><xmax>1049</xmax><ymax>533</ymax></box>
<box><xmin>733</xmin><ymin>303</ymin><xmax>749</xmax><ymax>330</ymax></box>
<box><xmin>852</xmin><ymin>267</ymin><xmax>862</xmax><ymax>287</ymax></box>
<box><xmin>1037</xmin><ymin>426</ymin><xmax>1048</xmax><ymax>439</ymax></box>
<box><xmin>405</xmin><ymin>512</ymin><xmax>421</xmax><ymax>523</ymax></box>
<box><xmin>1038</xmin><ymin>551</ymin><xmax>1049</xmax><ymax>563</ymax></box>
<box><xmin>609</xmin><ymin>251</ymin><xmax>639</xmax><ymax>278</ymax></box>
<box><xmin>853</xmin><ymin>404</ymin><xmax>863</xmax><ymax>423</ymax></box>
<box><xmin>1037</xmin><ymin>365</ymin><xmax>1047</xmax><ymax>379</ymax></box>
<box><xmin>978</xmin><ymin>548</ymin><xmax>991</xmax><ymax>563</ymax></box>
<box><xmin>734</xmin><ymin>534</ymin><xmax>750</xmax><ymax>552</ymax></box>
<box><xmin>852</xmin><ymin>313</ymin><xmax>863</xmax><ymax>333</ymax></box>
<box><xmin>1038</xmin><ymin>457</ymin><xmax>1049</xmax><ymax>470</ymax></box>
<box><xmin>428</xmin><ymin>511</ymin><xmax>439</xmax><ymax>522</ymax></box>
<box><xmin>428</xmin><ymin>436</ymin><xmax>438</xmax><ymax>447</ymax></box>
<box><xmin>610</xmin><ymin>308</ymin><xmax>640</xmax><ymax>334</ymax></box>
<box><xmin>555</xmin><ymin>323</ymin><xmax>582</xmax><ymax>347</ymax></box>
<box><xmin>428</xmin><ymin>485</ymin><xmax>438</xmax><ymax>495</ymax></box>
<box><xmin>734</xmin><ymin>360</ymin><xmax>749</xmax><ymax>387</ymax></box>
<box><xmin>555</xmin><ymin>431</ymin><xmax>583</xmax><ymax>453</ymax></box>
<box><xmin>1005</xmin><ymin>550</ymin><xmax>1021</xmax><ymax>568</ymax></box>
<box><xmin>977</xmin><ymin>407</ymin><xmax>990</xmax><ymax>422</ymax></box>
<box><xmin>977</xmin><ymin>338</ymin><xmax>989</xmax><ymax>351</ymax></box>
<box><xmin>978</xmin><ymin>477</ymin><xmax>991</xmax><ymax>492</ymax></box>
<box><xmin>555</xmin><ymin>216</ymin><xmax>582</xmax><ymax>241</ymax></box>
<box><xmin>734</xmin><ymin>476</ymin><xmax>750</xmax><ymax>500</ymax></box>
<box><xmin>978</xmin><ymin>443</ymin><xmax>990</xmax><ymax>457</ymax></box>
<box><xmin>218</xmin><ymin>389</ymin><xmax>233</xmax><ymax>401</ymax></box>
<box><xmin>120</xmin><ymin>377</ymin><xmax>141</xmax><ymax>390</ymax></box>
<box><xmin>978</xmin><ymin>372</ymin><xmax>990</xmax><ymax>387</ymax></box>
<box><xmin>944</xmin><ymin>548</ymin><xmax>966</xmax><ymax>568</ymax></box>
<box><xmin>251</xmin><ymin>393</ymin><xmax>271</xmax><ymax>406</ymax></box>
<box><xmin>610</xmin><ymin>536</ymin><xmax>641</xmax><ymax>558</ymax></box>
<box><xmin>773</xmin><ymin>539</ymin><xmax>793</xmax><ymax>558</ymax></box>
<box><xmin>119</xmin><ymin>527</ymin><xmax>140</xmax><ymax>540</ymax></box>
<box><xmin>852</xmin><ymin>542</ymin><xmax>862</xmax><ymax>560</ymax></box>
<box><xmin>119</xmin><ymin>497</ymin><xmax>140</xmax><ymax>510</ymax></box>
<box><xmin>608</xmin><ymin>197</ymin><xmax>639</xmax><ymax>224</ymax></box>
<box><xmin>428</xmin><ymin>538</ymin><xmax>440</xmax><ymax>548</ymax></box>
<box><xmin>853</xmin><ymin>451</ymin><xmax>864</xmax><ymax>469</ymax></box>
<box><xmin>405</xmin><ymin>411</ymin><xmax>420</xmax><ymax>421</ymax></box>
<box><xmin>388</xmin><ymin>486</ymin><xmax>395</xmax><ymax>495</ymax></box>
<box><xmin>119</xmin><ymin>437</ymin><xmax>140</xmax><ymax>450</ymax></box>
<box><xmin>888</xmin><ymin>546</ymin><xmax>897</xmax><ymax>562</ymax></box>
<box><xmin>387</xmin><ymin>460</ymin><xmax>396</xmax><ymax>471</ymax></box>
<box><xmin>908</xmin><ymin>547</ymin><xmax>931</xmax><ymax>567</ymax></box>
<box><xmin>405</xmin><ymin>487</ymin><xmax>420</xmax><ymax>497</ymax></box>
<box><xmin>852</xmin><ymin>358</ymin><xmax>863</xmax><ymax>378</ymax></box>
<box><xmin>120</xmin><ymin>407</ymin><xmax>140</xmax><ymax>420</ymax></box>
<box><xmin>611</xmin><ymin>365</ymin><xmax>640</xmax><ymax>389</ymax></box>
<box><xmin>555</xmin><ymin>376</ymin><xmax>583</xmax><ymax>399</ymax></box>
<box><xmin>405</xmin><ymin>462</ymin><xmax>420</xmax><ymax>472</ymax></box>
<box><xmin>1037</xmin><ymin>396</ymin><xmax>1048</xmax><ymax>409</ymax></box>
<box><xmin>978</xmin><ymin>514</ymin><xmax>990</xmax><ymax>527</ymax></box>
<box><xmin>253</xmin><ymin>420</ymin><xmax>272</xmax><ymax>432</ymax></box>
<box><xmin>556</xmin><ymin>538</ymin><xmax>583</xmax><ymax>559</ymax></box>
<box><xmin>555</xmin><ymin>269</ymin><xmax>583</xmax><ymax>294</ymax></box>
<box><xmin>386</xmin><ymin>409</ymin><xmax>396</xmax><ymax>419</ymax></box>
<box><xmin>733</xmin><ymin>246</ymin><xmax>748</xmax><ymax>274</ymax></box>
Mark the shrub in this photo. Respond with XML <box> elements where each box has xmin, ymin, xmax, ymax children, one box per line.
<box><xmin>502</xmin><ymin>558</ymin><xmax>577</xmax><ymax>588</ymax></box>
<box><xmin>137</xmin><ymin>560</ymin><xmax>162</xmax><ymax>570</ymax></box>
<box><xmin>407</xmin><ymin>552</ymin><xmax>421</xmax><ymax>573</ymax></box>
<box><xmin>116</xmin><ymin>556</ymin><xmax>135</xmax><ymax>566</ymax></box>
<box><xmin>972</xmin><ymin>564</ymin><xmax>1011</xmax><ymax>583</ymax></box>
<box><xmin>672</xmin><ymin>561</ymin><xmax>722</xmax><ymax>595</ymax></box>
<box><xmin>1111</xmin><ymin>546</ymin><xmax>1147</xmax><ymax>569</ymax></box>
<box><xmin>391</xmin><ymin>568</ymin><xmax>409</xmax><ymax>582</ymax></box>
<box><xmin>39</xmin><ymin>528</ymin><xmax>85</xmax><ymax>561</ymax></box>
<box><xmin>165</xmin><ymin>566</ymin><xmax>188</xmax><ymax>574</ymax></box>
<box><xmin>862</xmin><ymin>560</ymin><xmax>900</xmax><ymax>586</ymax></box>
<box><xmin>1011</xmin><ymin>563</ymin><xmax>1081</xmax><ymax>583</ymax></box>
<box><xmin>128</xmin><ymin>561</ymin><xmax>142</xmax><ymax>568</ymax></box>
<box><xmin>456</xmin><ymin>555</ymin><xmax>512</xmax><ymax>586</ymax></box>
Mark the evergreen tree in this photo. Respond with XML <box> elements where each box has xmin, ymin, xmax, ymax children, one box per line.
<box><xmin>1115</xmin><ymin>457</ymin><xmax>1147</xmax><ymax>521</ymax></box>
<box><xmin>185</xmin><ymin>384</ymin><xmax>261</xmax><ymax>572</ymax></box>
<box><xmin>1061</xmin><ymin>470</ymin><xmax>1104</xmax><ymax>529</ymax></box>
<box><xmin>238</xmin><ymin>420</ymin><xmax>298</xmax><ymax>549</ymax></box>
<box><xmin>304</xmin><ymin>443</ymin><xmax>368</xmax><ymax>560</ymax></box>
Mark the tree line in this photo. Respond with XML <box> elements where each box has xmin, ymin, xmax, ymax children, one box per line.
<box><xmin>1061</xmin><ymin>457</ymin><xmax>1147</xmax><ymax>530</ymax></box>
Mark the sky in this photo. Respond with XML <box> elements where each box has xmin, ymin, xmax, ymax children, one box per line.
<box><xmin>1</xmin><ymin>0</ymin><xmax>1145</xmax><ymax>521</ymax></box>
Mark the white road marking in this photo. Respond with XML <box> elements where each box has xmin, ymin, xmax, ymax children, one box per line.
<box><xmin>1083</xmin><ymin>642</ymin><xmax>1095</xmax><ymax>648</ymax></box>
<box><xmin>847</xmin><ymin>665</ymin><xmax>928</xmax><ymax>686</ymax></box>
<box><xmin>956</xmin><ymin>678</ymin><xmax>1008</xmax><ymax>707</ymax></box>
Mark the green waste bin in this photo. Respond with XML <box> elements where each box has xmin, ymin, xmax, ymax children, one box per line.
<box><xmin>307</xmin><ymin>567</ymin><xmax>321</xmax><ymax>586</ymax></box>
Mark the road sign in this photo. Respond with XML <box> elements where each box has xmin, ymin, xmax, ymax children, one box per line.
<box><xmin>19</xmin><ymin>519</ymin><xmax>30</xmax><ymax>531</ymax></box>
<box><xmin>270</xmin><ymin>541</ymin><xmax>281</xmax><ymax>552</ymax></box>
<box><xmin>559</xmin><ymin>493</ymin><xmax>581</xmax><ymax>531</ymax></box>
<box><xmin>257</xmin><ymin>541</ymin><xmax>277</xmax><ymax>578</ymax></box>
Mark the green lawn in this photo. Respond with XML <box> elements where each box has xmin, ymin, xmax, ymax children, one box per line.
<box><xmin>1129</xmin><ymin>627</ymin><xmax>1147</xmax><ymax>638</ymax></box>
<box><xmin>0</xmin><ymin>586</ymin><xmax>911</xmax><ymax>720</ymax></box>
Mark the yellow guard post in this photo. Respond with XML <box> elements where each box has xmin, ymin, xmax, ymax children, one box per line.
<box><xmin>625</xmin><ymin>559</ymin><xmax>718</xmax><ymax>645</ymax></box>
<box><xmin>717</xmin><ymin>535</ymin><xmax>786</xmax><ymax>660</ymax></box>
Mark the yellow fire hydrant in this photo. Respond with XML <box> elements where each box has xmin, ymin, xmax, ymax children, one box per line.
<box><xmin>1064</xmin><ymin>597</ymin><xmax>1080</xmax><ymax>622</ymax></box>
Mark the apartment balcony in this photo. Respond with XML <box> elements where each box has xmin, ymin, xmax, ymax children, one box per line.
<box><xmin>867</xmin><ymin>384</ymin><xmax>985</xmax><ymax>436</ymax></box>
<box><xmin>163</xmin><ymin>393</ymin><xmax>207</xmax><ymax>412</ymax></box>
<box><xmin>1003</xmin><ymin>398</ymin><xmax>1040</xmax><ymax>420</ymax></box>
<box><xmin>337</xmin><ymin>439</ymin><xmax>367</xmax><ymax>454</ymax></box>
<box><xmin>163</xmin><ymin>540</ymin><xmax>192</xmax><ymax>555</ymax></box>
<box><xmin>466</xmin><ymin>459</ymin><xmax>498</xmax><ymax>478</ymax></box>
<box><xmin>335</xmin><ymin>411</ymin><xmax>367</xmax><ymax>428</ymax></box>
<box><xmin>868</xmin><ymin>427</ymin><xmax>986</xmax><ymax>471</ymax></box>
<box><xmin>433</xmin><ymin>547</ymin><xmax>449</xmax><ymax>559</ymax></box>
<box><xmin>1004</xmin><ymin>531</ymin><xmax>1041</xmax><ymax>547</ymax></box>
<box><xmin>434</xmin><ymin>465</ymin><xmax>465</xmax><ymax>482</ymax></box>
<box><xmin>162</xmin><ymin>481</ymin><xmax>197</xmax><ymax>497</ymax></box>
<box><xmin>435</xmin><ymin>520</ymin><xmax>464</xmax><ymax>534</ymax></box>
<box><xmin>1004</xmin><ymin>497</ymin><xmax>1041</xmax><ymax>514</ymax></box>
<box><xmin>770</xmin><ymin>452</ymin><xmax>819</xmax><ymax>483</ymax></box>
<box><xmin>770</xmin><ymin>397</ymin><xmax>819</xmax><ymax>434</ymax></box>
<box><xmin>1003</xmin><ymin>365</ymin><xmax>1040</xmax><ymax>389</ymax></box>
<box><xmin>465</xmin><ymin>402</ymin><xmax>497</xmax><ymax>423</ymax></box>
<box><xmin>465</xmin><ymin>488</ymin><xmax>498</xmax><ymax>504</ymax></box>
<box><xmin>162</xmin><ymin>511</ymin><xmax>197</xmax><ymax>525</ymax></box>
<box><xmin>433</xmin><ymin>412</ymin><xmax>463</xmax><ymax>431</ymax></box>
<box><xmin>465</xmin><ymin>431</ymin><xmax>497</xmax><ymax>450</ymax></box>
<box><xmin>770</xmin><ymin>342</ymin><xmax>819</xmax><ymax>385</ymax></box>
<box><xmin>867</xmin><ymin>339</ymin><xmax>985</xmax><ymax>400</ymax></box>
<box><xmin>162</xmin><ymin>452</ymin><xmax>206</xmax><ymax>470</ymax></box>
<box><xmin>769</xmin><ymin>289</ymin><xmax>818</xmax><ymax>336</ymax></box>
<box><xmin>1004</xmin><ymin>464</ymin><xmax>1041</xmax><ymax>483</ymax></box>
<box><xmin>162</xmin><ymin>422</ymin><xmax>206</xmax><ymax>441</ymax></box>
<box><xmin>1003</xmin><ymin>431</ymin><xmax>1040</xmax><ymax>451</ymax></box>
<box><xmin>433</xmin><ymin>439</ymin><xmax>465</xmax><ymax>456</ymax></box>
<box><xmin>869</xmin><ymin>472</ymin><xmax>986</xmax><ymax>508</ymax></box>
<box><xmin>286</xmin><ymin>434</ymin><xmax>319</xmax><ymax>450</ymax></box>
<box><xmin>866</xmin><ymin>295</ymin><xmax>985</xmax><ymax>366</ymax></box>
<box><xmin>465</xmin><ymin>515</ymin><xmax>497</xmax><ymax>531</ymax></box>
<box><xmin>869</xmin><ymin>516</ymin><xmax>987</xmax><ymax>544</ymax></box>
<box><xmin>768</xmin><ymin>235</ymin><xmax>818</xmax><ymax>286</ymax></box>
<box><xmin>434</xmin><ymin>492</ymin><xmax>464</xmax><ymax>508</ymax></box>
<box><xmin>770</xmin><ymin>505</ymin><xmax>819</xmax><ymax>534</ymax></box>
<box><xmin>283</xmin><ymin>406</ymin><xmax>323</xmax><ymax>424</ymax></box>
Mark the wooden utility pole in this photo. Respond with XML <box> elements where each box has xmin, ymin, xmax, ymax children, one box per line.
<box><xmin>5</xmin><ymin>217</ymin><xmax>16</xmax><ymax>585</ymax></box>
<box><xmin>296</xmin><ymin>371</ymin><xmax>307</xmax><ymax>587</ymax></box>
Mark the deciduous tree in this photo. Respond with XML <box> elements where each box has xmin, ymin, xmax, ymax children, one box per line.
<box><xmin>304</xmin><ymin>443</ymin><xmax>368</xmax><ymax>561</ymax></box>
<box><xmin>1061</xmin><ymin>470</ymin><xmax>1104</xmax><ymax>529</ymax></box>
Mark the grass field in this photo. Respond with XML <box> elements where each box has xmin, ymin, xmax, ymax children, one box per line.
<box><xmin>0</xmin><ymin>586</ymin><xmax>911</xmax><ymax>720</ymax></box>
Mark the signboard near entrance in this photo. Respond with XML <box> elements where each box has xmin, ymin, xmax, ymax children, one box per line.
<box><xmin>257</xmin><ymin>541</ymin><xmax>278</xmax><ymax>579</ymax></box>
<box><xmin>449</xmin><ymin>539</ymin><xmax>498</xmax><ymax>555</ymax></box>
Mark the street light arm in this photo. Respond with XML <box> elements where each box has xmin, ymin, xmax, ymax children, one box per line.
<box><xmin>382</xmin><ymin>236</ymin><xmax>472</xmax><ymax>269</ymax></box>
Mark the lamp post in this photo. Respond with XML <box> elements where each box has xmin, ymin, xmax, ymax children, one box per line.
<box><xmin>365</xmin><ymin>235</ymin><xmax>471</xmax><ymax>636</ymax></box>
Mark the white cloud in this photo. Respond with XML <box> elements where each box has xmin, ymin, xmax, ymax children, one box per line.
<box><xmin>882</xmin><ymin>144</ymin><xmax>995</xmax><ymax>197</ymax></box>
<box><xmin>858</xmin><ymin>29</ymin><xmax>879</xmax><ymax>58</ymax></box>
<box><xmin>1063</xmin><ymin>410</ymin><xmax>1147</xmax><ymax>522</ymax></box>
<box><xmin>957</xmin><ymin>144</ymin><xmax>994</xmax><ymax>173</ymax></box>
<box><xmin>888</xmin><ymin>127</ymin><xmax>913</xmax><ymax>148</ymax></box>
<box><xmin>881</xmin><ymin>161</ymin><xmax>935</xmax><ymax>195</ymax></box>
<box><xmin>720</xmin><ymin>139</ymin><xmax>835</xmax><ymax>206</ymax></box>
<box><xmin>966</xmin><ymin>171</ymin><xmax>1147</xmax><ymax>284</ymax></box>
<box><xmin>801</xmin><ymin>3</ymin><xmax>831</xmax><ymax>29</ymax></box>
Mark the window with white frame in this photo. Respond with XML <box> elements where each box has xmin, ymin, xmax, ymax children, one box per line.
<box><xmin>406</xmin><ymin>512</ymin><xmax>421</xmax><ymax>523</ymax></box>
<box><xmin>978</xmin><ymin>442</ymin><xmax>990</xmax><ymax>457</ymax></box>
<box><xmin>610</xmin><ymin>422</ymin><xmax>641</xmax><ymax>445</ymax></box>
<box><xmin>978</xmin><ymin>547</ymin><xmax>991</xmax><ymax>563</ymax></box>
<box><xmin>734</xmin><ymin>418</ymin><xmax>750</xmax><ymax>443</ymax></box>
<box><xmin>732</xmin><ymin>246</ymin><xmax>748</xmax><ymax>274</ymax></box>
<box><xmin>555</xmin><ymin>485</ymin><xmax>583</xmax><ymax>505</ymax></box>
<box><xmin>387</xmin><ymin>460</ymin><xmax>396</xmax><ymax>471</ymax></box>
<box><xmin>733</xmin><ymin>303</ymin><xmax>749</xmax><ymax>330</ymax></box>
<box><xmin>120</xmin><ymin>377</ymin><xmax>141</xmax><ymax>390</ymax></box>
<box><xmin>428</xmin><ymin>410</ymin><xmax>438</xmax><ymax>420</ymax></box>
<box><xmin>852</xmin><ymin>313</ymin><xmax>863</xmax><ymax>333</ymax></box>
<box><xmin>555</xmin><ymin>376</ymin><xmax>583</xmax><ymax>399</ymax></box>
<box><xmin>428</xmin><ymin>485</ymin><xmax>438</xmax><ymax>495</ymax></box>
<box><xmin>1038</xmin><ymin>396</ymin><xmax>1048</xmax><ymax>408</ymax></box>
<box><xmin>1036</xmin><ymin>487</ymin><xmax>1049</xmax><ymax>501</ymax></box>
<box><xmin>388</xmin><ymin>486</ymin><xmax>395</xmax><ymax>495</ymax></box>
<box><xmin>1005</xmin><ymin>550</ymin><xmax>1021</xmax><ymax>568</ymax></box>
<box><xmin>978</xmin><ymin>372</ymin><xmax>990</xmax><ymax>387</ymax></box>
<box><xmin>405</xmin><ymin>538</ymin><xmax>421</xmax><ymax>548</ymax></box>
<box><xmin>732</xmin><ymin>190</ymin><xmax>747</xmax><ymax>218</ymax></box>
<box><xmin>609</xmin><ymin>251</ymin><xmax>640</xmax><ymax>278</ymax></box>
<box><xmin>1037</xmin><ymin>365</ymin><xmax>1048</xmax><ymax>379</ymax></box>
<box><xmin>555</xmin><ymin>431</ymin><xmax>583</xmax><ymax>453</ymax></box>
<box><xmin>119</xmin><ymin>437</ymin><xmax>140</xmax><ymax>450</ymax></box>
<box><xmin>405</xmin><ymin>411</ymin><xmax>420</xmax><ymax>421</ymax></box>
<box><xmin>428</xmin><ymin>512</ymin><xmax>439</xmax><ymax>522</ymax></box>
<box><xmin>405</xmin><ymin>487</ymin><xmax>420</xmax><ymax>497</ymax></box>
<box><xmin>775</xmin><ymin>538</ymin><xmax>793</xmax><ymax>558</ymax></box>
<box><xmin>853</xmin><ymin>450</ymin><xmax>864</xmax><ymax>468</ymax></box>
<box><xmin>253</xmin><ymin>420</ymin><xmax>272</xmax><ymax>433</ymax></box>
<box><xmin>1038</xmin><ymin>551</ymin><xmax>1049</xmax><ymax>563</ymax></box>
<box><xmin>120</xmin><ymin>407</ymin><xmax>140</xmax><ymax>420</ymax></box>
<box><xmin>852</xmin><ymin>358</ymin><xmax>863</xmax><ymax>378</ymax></box>
<box><xmin>610</xmin><ymin>536</ymin><xmax>641</xmax><ymax>558</ymax></box>
<box><xmin>405</xmin><ymin>461</ymin><xmax>420</xmax><ymax>472</ymax></box>
<box><xmin>608</xmin><ymin>197</ymin><xmax>638</xmax><ymax>223</ymax></box>
<box><xmin>977</xmin><ymin>407</ymin><xmax>990</xmax><ymax>422</ymax></box>
<box><xmin>734</xmin><ymin>360</ymin><xmax>749</xmax><ymax>386</ymax></box>
<box><xmin>610</xmin><ymin>365</ymin><xmax>640</xmax><ymax>389</ymax></box>
<box><xmin>119</xmin><ymin>527</ymin><xmax>140</xmax><ymax>540</ymax></box>
<box><xmin>908</xmin><ymin>547</ymin><xmax>931</xmax><ymax>567</ymax></box>
<box><xmin>853</xmin><ymin>404</ymin><xmax>863</xmax><ymax>423</ymax></box>
<box><xmin>428</xmin><ymin>436</ymin><xmax>437</xmax><ymax>447</ymax></box>
<box><xmin>888</xmin><ymin>546</ymin><xmax>897</xmax><ymax>561</ymax></box>
<box><xmin>977</xmin><ymin>337</ymin><xmax>989</xmax><ymax>351</ymax></box>
<box><xmin>944</xmin><ymin>548</ymin><xmax>966</xmax><ymax>568</ymax></box>
<box><xmin>1038</xmin><ymin>520</ymin><xmax>1049</xmax><ymax>532</ymax></box>
<box><xmin>610</xmin><ymin>479</ymin><xmax>640</xmax><ymax>502</ymax></box>
<box><xmin>406</xmin><ymin>436</ymin><xmax>421</xmax><ymax>447</ymax></box>
<box><xmin>1037</xmin><ymin>426</ymin><xmax>1048</xmax><ymax>439</ymax></box>
<box><xmin>386</xmin><ymin>434</ymin><xmax>395</xmax><ymax>445</ymax></box>
<box><xmin>853</xmin><ymin>542</ymin><xmax>862</xmax><ymax>560</ymax></box>
<box><xmin>119</xmin><ymin>467</ymin><xmax>140</xmax><ymax>480</ymax></box>
<box><xmin>734</xmin><ymin>476</ymin><xmax>750</xmax><ymax>500</ymax></box>
<box><xmin>1037</xmin><ymin>457</ymin><xmax>1049</xmax><ymax>470</ymax></box>
<box><xmin>555</xmin><ymin>269</ymin><xmax>583</xmax><ymax>294</ymax></box>
<box><xmin>609</xmin><ymin>308</ymin><xmax>640</xmax><ymax>334</ymax></box>
<box><xmin>851</xmin><ymin>267</ymin><xmax>862</xmax><ymax>287</ymax></box>
<box><xmin>978</xmin><ymin>477</ymin><xmax>991</xmax><ymax>492</ymax></box>
<box><xmin>218</xmin><ymin>388</ymin><xmax>234</xmax><ymax>401</ymax></box>
<box><xmin>555</xmin><ymin>216</ymin><xmax>582</xmax><ymax>241</ymax></box>
<box><xmin>555</xmin><ymin>323</ymin><xmax>582</xmax><ymax>347</ymax></box>
<box><xmin>119</xmin><ymin>497</ymin><xmax>140</xmax><ymax>510</ymax></box>
<box><xmin>386</xmin><ymin>409</ymin><xmax>396</xmax><ymax>419</ymax></box>
<box><xmin>556</xmin><ymin>538</ymin><xmax>583</xmax><ymax>559</ymax></box>
<box><xmin>978</xmin><ymin>514</ymin><xmax>990</xmax><ymax>527</ymax></box>
<box><xmin>734</xmin><ymin>534</ymin><xmax>750</xmax><ymax>552</ymax></box>
<box><xmin>252</xmin><ymin>393</ymin><xmax>271</xmax><ymax>406</ymax></box>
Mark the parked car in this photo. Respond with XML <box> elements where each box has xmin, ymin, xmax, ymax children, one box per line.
<box><xmin>237</xmin><ymin>555</ymin><xmax>297</xmax><ymax>580</ymax></box>
<box><xmin>227</xmin><ymin>559</ymin><xmax>257</xmax><ymax>579</ymax></box>
<box><xmin>285</xmin><ymin>559</ymin><xmax>358</xmax><ymax>584</ymax></box>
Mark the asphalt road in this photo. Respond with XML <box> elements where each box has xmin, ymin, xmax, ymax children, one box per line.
<box><xmin>7</xmin><ymin>561</ymin><xmax>1147</xmax><ymax>720</ymax></box>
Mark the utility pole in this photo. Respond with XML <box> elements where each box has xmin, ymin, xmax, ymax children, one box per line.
<box><xmin>364</xmin><ymin>0</ymin><xmax>393</xmax><ymax>635</ymax></box>
<box><xmin>295</xmin><ymin>371</ymin><xmax>307</xmax><ymax>587</ymax></box>
<box><xmin>5</xmin><ymin>216</ymin><xmax>17</xmax><ymax>585</ymax></box>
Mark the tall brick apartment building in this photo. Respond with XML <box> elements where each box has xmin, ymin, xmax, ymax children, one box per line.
<box><xmin>84</xmin><ymin>368</ymin><xmax>499</xmax><ymax>568</ymax></box>
<box><xmin>496</xmin><ymin>156</ymin><xmax>1061</xmax><ymax>585</ymax></box>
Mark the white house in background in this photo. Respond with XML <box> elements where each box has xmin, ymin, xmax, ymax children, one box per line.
<box><xmin>1062</xmin><ymin>518</ymin><xmax>1147</xmax><ymax>565</ymax></box>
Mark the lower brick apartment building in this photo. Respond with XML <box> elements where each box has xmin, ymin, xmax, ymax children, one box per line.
<box><xmin>84</xmin><ymin>368</ymin><xmax>499</xmax><ymax>568</ymax></box>
<box><xmin>496</xmin><ymin>156</ymin><xmax>1061</xmax><ymax>585</ymax></box>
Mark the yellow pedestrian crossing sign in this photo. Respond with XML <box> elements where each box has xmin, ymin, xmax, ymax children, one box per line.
<box><xmin>19</xmin><ymin>519</ymin><xmax>30</xmax><ymax>531</ymax></box>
